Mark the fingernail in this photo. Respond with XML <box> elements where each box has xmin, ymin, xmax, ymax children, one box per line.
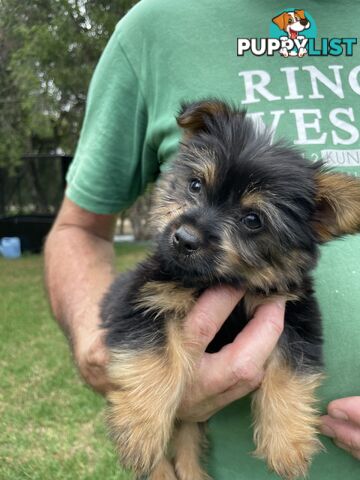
<box><xmin>330</xmin><ymin>409</ymin><xmax>348</xmax><ymax>421</ymax></box>
<box><xmin>320</xmin><ymin>424</ymin><xmax>336</xmax><ymax>438</ymax></box>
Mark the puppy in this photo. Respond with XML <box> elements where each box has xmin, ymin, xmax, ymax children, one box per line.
<box><xmin>101</xmin><ymin>100</ymin><xmax>360</xmax><ymax>480</ymax></box>
<box><xmin>272</xmin><ymin>10</ymin><xmax>310</xmax><ymax>57</ymax></box>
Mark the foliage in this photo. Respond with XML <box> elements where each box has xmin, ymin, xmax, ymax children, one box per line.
<box><xmin>128</xmin><ymin>188</ymin><xmax>155</xmax><ymax>241</ymax></box>
<box><xmin>0</xmin><ymin>0</ymin><xmax>136</xmax><ymax>174</ymax></box>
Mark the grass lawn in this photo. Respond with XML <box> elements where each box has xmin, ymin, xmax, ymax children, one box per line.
<box><xmin>0</xmin><ymin>243</ymin><xmax>149</xmax><ymax>480</ymax></box>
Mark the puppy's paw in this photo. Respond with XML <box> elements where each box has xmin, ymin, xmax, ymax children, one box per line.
<box><xmin>149</xmin><ymin>458</ymin><xmax>178</xmax><ymax>480</ymax></box>
<box><xmin>107</xmin><ymin>390</ymin><xmax>169</xmax><ymax>474</ymax></box>
<box><xmin>106</xmin><ymin>337</ymin><xmax>191</xmax><ymax>475</ymax></box>
<box><xmin>254</xmin><ymin>434</ymin><xmax>323</xmax><ymax>479</ymax></box>
<box><xmin>175</xmin><ymin>462</ymin><xmax>212</xmax><ymax>480</ymax></box>
<box><xmin>252</xmin><ymin>353</ymin><xmax>324</xmax><ymax>479</ymax></box>
<box><xmin>173</xmin><ymin>422</ymin><xmax>212</xmax><ymax>480</ymax></box>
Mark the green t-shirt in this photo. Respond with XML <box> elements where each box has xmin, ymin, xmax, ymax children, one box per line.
<box><xmin>66</xmin><ymin>0</ymin><xmax>360</xmax><ymax>478</ymax></box>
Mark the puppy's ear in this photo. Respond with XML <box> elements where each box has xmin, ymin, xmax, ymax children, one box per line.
<box><xmin>272</xmin><ymin>12</ymin><xmax>288</xmax><ymax>31</ymax></box>
<box><xmin>295</xmin><ymin>9</ymin><xmax>306</xmax><ymax>19</ymax></box>
<box><xmin>177</xmin><ymin>100</ymin><xmax>231</xmax><ymax>135</ymax></box>
<box><xmin>312</xmin><ymin>171</ymin><xmax>360</xmax><ymax>242</ymax></box>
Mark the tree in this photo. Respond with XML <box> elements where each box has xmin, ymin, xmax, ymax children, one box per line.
<box><xmin>0</xmin><ymin>1</ymin><xmax>153</xmax><ymax>241</ymax></box>
<box><xmin>0</xmin><ymin>0</ymin><xmax>136</xmax><ymax>173</ymax></box>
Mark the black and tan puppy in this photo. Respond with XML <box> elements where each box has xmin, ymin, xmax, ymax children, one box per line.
<box><xmin>101</xmin><ymin>100</ymin><xmax>360</xmax><ymax>480</ymax></box>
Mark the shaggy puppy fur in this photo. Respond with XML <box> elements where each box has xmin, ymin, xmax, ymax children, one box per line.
<box><xmin>101</xmin><ymin>100</ymin><xmax>360</xmax><ymax>480</ymax></box>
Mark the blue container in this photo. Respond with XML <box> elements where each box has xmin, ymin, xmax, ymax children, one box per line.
<box><xmin>0</xmin><ymin>237</ymin><xmax>21</xmax><ymax>259</ymax></box>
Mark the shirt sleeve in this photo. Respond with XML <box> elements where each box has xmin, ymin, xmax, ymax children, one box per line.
<box><xmin>65</xmin><ymin>26</ymin><xmax>159</xmax><ymax>214</ymax></box>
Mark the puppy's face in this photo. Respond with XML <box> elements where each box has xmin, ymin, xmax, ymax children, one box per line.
<box><xmin>272</xmin><ymin>10</ymin><xmax>310</xmax><ymax>38</ymax></box>
<box><xmin>152</xmin><ymin>101</ymin><xmax>360</xmax><ymax>292</ymax></box>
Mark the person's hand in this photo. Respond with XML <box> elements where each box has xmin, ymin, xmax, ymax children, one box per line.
<box><xmin>320</xmin><ymin>396</ymin><xmax>360</xmax><ymax>460</ymax></box>
<box><xmin>72</xmin><ymin>286</ymin><xmax>285</xmax><ymax>410</ymax></box>
<box><xmin>73</xmin><ymin>326</ymin><xmax>111</xmax><ymax>395</ymax></box>
<box><xmin>178</xmin><ymin>286</ymin><xmax>285</xmax><ymax>422</ymax></box>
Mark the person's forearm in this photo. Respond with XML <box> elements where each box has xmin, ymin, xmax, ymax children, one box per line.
<box><xmin>44</xmin><ymin>224</ymin><xmax>115</xmax><ymax>352</ymax></box>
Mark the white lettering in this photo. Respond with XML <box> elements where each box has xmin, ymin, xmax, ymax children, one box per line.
<box><xmin>280</xmin><ymin>67</ymin><xmax>304</xmax><ymax>100</ymax></box>
<box><xmin>246</xmin><ymin>110</ymin><xmax>285</xmax><ymax>142</ymax></box>
<box><xmin>269</xmin><ymin>110</ymin><xmax>285</xmax><ymax>140</ymax></box>
<box><xmin>251</xmin><ymin>39</ymin><xmax>267</xmax><ymax>56</ymax></box>
<box><xmin>293</xmin><ymin>36</ymin><xmax>308</xmax><ymax>51</ymax></box>
<box><xmin>279</xmin><ymin>36</ymin><xmax>294</xmax><ymax>52</ymax></box>
<box><xmin>303</xmin><ymin>65</ymin><xmax>344</xmax><ymax>99</ymax></box>
<box><xmin>268</xmin><ymin>38</ymin><xmax>280</xmax><ymax>55</ymax></box>
<box><xmin>237</xmin><ymin>39</ymin><xmax>251</xmax><ymax>55</ymax></box>
<box><xmin>348</xmin><ymin>65</ymin><xmax>360</xmax><ymax>95</ymax></box>
<box><xmin>238</xmin><ymin>70</ymin><xmax>281</xmax><ymax>104</ymax></box>
<box><xmin>322</xmin><ymin>149</ymin><xmax>360</xmax><ymax>167</ymax></box>
<box><xmin>290</xmin><ymin>109</ymin><xmax>327</xmax><ymax>145</ymax></box>
<box><xmin>330</xmin><ymin>108</ymin><xmax>359</xmax><ymax>145</ymax></box>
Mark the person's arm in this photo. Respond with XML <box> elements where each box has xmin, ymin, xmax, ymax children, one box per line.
<box><xmin>44</xmin><ymin>196</ymin><xmax>117</xmax><ymax>394</ymax></box>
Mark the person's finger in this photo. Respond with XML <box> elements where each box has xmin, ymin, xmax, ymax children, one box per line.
<box><xmin>333</xmin><ymin>440</ymin><xmax>360</xmax><ymax>460</ymax></box>
<box><xmin>328</xmin><ymin>397</ymin><xmax>360</xmax><ymax>426</ymax></box>
<box><xmin>199</xmin><ymin>299</ymin><xmax>286</xmax><ymax>396</ymax></box>
<box><xmin>320</xmin><ymin>415</ymin><xmax>360</xmax><ymax>451</ymax></box>
<box><xmin>183</xmin><ymin>286</ymin><xmax>244</xmax><ymax>358</ymax></box>
<box><xmin>211</xmin><ymin>372</ymin><xmax>264</xmax><ymax>410</ymax></box>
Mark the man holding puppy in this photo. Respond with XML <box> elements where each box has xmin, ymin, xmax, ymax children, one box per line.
<box><xmin>45</xmin><ymin>0</ymin><xmax>360</xmax><ymax>478</ymax></box>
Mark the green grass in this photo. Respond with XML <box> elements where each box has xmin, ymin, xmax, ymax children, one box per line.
<box><xmin>0</xmin><ymin>243</ymin><xmax>149</xmax><ymax>480</ymax></box>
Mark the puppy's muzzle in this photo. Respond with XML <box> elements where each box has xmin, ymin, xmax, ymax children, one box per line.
<box><xmin>173</xmin><ymin>225</ymin><xmax>202</xmax><ymax>254</ymax></box>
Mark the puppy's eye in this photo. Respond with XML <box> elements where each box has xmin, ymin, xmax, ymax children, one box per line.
<box><xmin>288</xmin><ymin>18</ymin><xmax>293</xmax><ymax>24</ymax></box>
<box><xmin>189</xmin><ymin>178</ymin><xmax>202</xmax><ymax>194</ymax></box>
<box><xmin>241</xmin><ymin>213</ymin><xmax>262</xmax><ymax>230</ymax></box>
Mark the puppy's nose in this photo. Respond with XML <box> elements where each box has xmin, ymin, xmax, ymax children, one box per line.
<box><xmin>173</xmin><ymin>225</ymin><xmax>201</xmax><ymax>254</ymax></box>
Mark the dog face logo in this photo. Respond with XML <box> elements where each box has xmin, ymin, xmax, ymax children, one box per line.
<box><xmin>272</xmin><ymin>10</ymin><xmax>310</xmax><ymax>39</ymax></box>
<box><xmin>237</xmin><ymin>10</ymin><xmax>356</xmax><ymax>57</ymax></box>
<box><xmin>272</xmin><ymin>9</ymin><xmax>311</xmax><ymax>57</ymax></box>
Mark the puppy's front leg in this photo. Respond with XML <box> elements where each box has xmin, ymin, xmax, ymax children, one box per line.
<box><xmin>149</xmin><ymin>457</ymin><xmax>178</xmax><ymax>480</ymax></box>
<box><xmin>173</xmin><ymin>421</ymin><xmax>211</xmax><ymax>480</ymax></box>
<box><xmin>252</xmin><ymin>348</ymin><xmax>323</xmax><ymax>479</ymax></box>
<box><xmin>106</xmin><ymin>321</ymin><xmax>193</xmax><ymax>477</ymax></box>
